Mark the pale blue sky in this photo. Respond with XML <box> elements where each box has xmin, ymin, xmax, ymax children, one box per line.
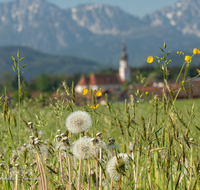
<box><xmin>0</xmin><ymin>0</ymin><xmax>178</xmax><ymax>18</ymax></box>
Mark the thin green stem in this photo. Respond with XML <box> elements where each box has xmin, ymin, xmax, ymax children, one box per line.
<box><xmin>17</xmin><ymin>51</ymin><xmax>21</xmax><ymax>144</ymax></box>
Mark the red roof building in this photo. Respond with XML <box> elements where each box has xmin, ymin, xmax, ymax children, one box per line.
<box><xmin>75</xmin><ymin>73</ymin><xmax>124</xmax><ymax>93</ymax></box>
<box><xmin>75</xmin><ymin>44</ymin><xmax>131</xmax><ymax>93</ymax></box>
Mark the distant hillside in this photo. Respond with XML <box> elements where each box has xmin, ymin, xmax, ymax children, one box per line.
<box><xmin>0</xmin><ymin>46</ymin><xmax>104</xmax><ymax>80</ymax></box>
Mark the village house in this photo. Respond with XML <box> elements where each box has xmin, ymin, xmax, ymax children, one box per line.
<box><xmin>75</xmin><ymin>44</ymin><xmax>131</xmax><ymax>93</ymax></box>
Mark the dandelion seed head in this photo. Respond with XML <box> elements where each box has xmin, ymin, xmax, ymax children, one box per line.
<box><xmin>66</xmin><ymin>111</ymin><xmax>92</xmax><ymax>134</ymax></box>
<box><xmin>91</xmin><ymin>137</ymin><xmax>99</xmax><ymax>146</ymax></box>
<box><xmin>61</xmin><ymin>133</ymin><xmax>66</xmax><ymax>137</ymax></box>
<box><xmin>26</xmin><ymin>144</ymin><xmax>35</xmax><ymax>154</ymax></box>
<box><xmin>28</xmin><ymin>122</ymin><xmax>33</xmax><ymax>129</ymax></box>
<box><xmin>107</xmin><ymin>137</ymin><xmax>118</xmax><ymax>151</ymax></box>
<box><xmin>96</xmin><ymin>132</ymin><xmax>102</xmax><ymax>139</ymax></box>
<box><xmin>56</xmin><ymin>137</ymin><xmax>70</xmax><ymax>151</ymax></box>
<box><xmin>106</xmin><ymin>153</ymin><xmax>130</xmax><ymax>180</ymax></box>
<box><xmin>71</xmin><ymin>137</ymin><xmax>96</xmax><ymax>160</ymax></box>
<box><xmin>40</xmin><ymin>144</ymin><xmax>48</xmax><ymax>155</ymax></box>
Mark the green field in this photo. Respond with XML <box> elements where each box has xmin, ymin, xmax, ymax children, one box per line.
<box><xmin>1</xmin><ymin>92</ymin><xmax>200</xmax><ymax>189</ymax></box>
<box><xmin>1</xmin><ymin>44</ymin><xmax>200</xmax><ymax>190</ymax></box>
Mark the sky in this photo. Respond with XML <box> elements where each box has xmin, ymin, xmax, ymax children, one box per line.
<box><xmin>0</xmin><ymin>0</ymin><xmax>179</xmax><ymax>18</ymax></box>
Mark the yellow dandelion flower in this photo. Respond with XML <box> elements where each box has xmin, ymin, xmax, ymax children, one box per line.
<box><xmin>182</xmin><ymin>80</ymin><xmax>185</xmax><ymax>85</ymax></box>
<box><xmin>83</xmin><ymin>88</ymin><xmax>88</xmax><ymax>95</ymax></box>
<box><xmin>185</xmin><ymin>55</ymin><xmax>192</xmax><ymax>63</ymax></box>
<box><xmin>197</xmin><ymin>69</ymin><xmax>200</xmax><ymax>74</ymax></box>
<box><xmin>96</xmin><ymin>90</ymin><xmax>102</xmax><ymax>97</ymax></box>
<box><xmin>177</xmin><ymin>51</ymin><xmax>179</xmax><ymax>55</ymax></box>
<box><xmin>193</xmin><ymin>48</ymin><xmax>200</xmax><ymax>55</ymax></box>
<box><xmin>147</xmin><ymin>56</ymin><xmax>154</xmax><ymax>63</ymax></box>
<box><xmin>145</xmin><ymin>91</ymin><xmax>149</xmax><ymax>95</ymax></box>
<box><xmin>90</xmin><ymin>104</ymin><xmax>99</xmax><ymax>109</ymax></box>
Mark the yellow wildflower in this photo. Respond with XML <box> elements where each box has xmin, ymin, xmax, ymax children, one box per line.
<box><xmin>193</xmin><ymin>48</ymin><xmax>200</xmax><ymax>55</ymax></box>
<box><xmin>182</xmin><ymin>80</ymin><xmax>185</xmax><ymax>85</ymax></box>
<box><xmin>185</xmin><ymin>55</ymin><xmax>192</xmax><ymax>63</ymax></box>
<box><xmin>145</xmin><ymin>91</ymin><xmax>149</xmax><ymax>95</ymax></box>
<box><xmin>83</xmin><ymin>88</ymin><xmax>88</xmax><ymax>95</ymax></box>
<box><xmin>147</xmin><ymin>56</ymin><xmax>154</xmax><ymax>63</ymax></box>
<box><xmin>197</xmin><ymin>69</ymin><xmax>200</xmax><ymax>74</ymax></box>
<box><xmin>177</xmin><ymin>51</ymin><xmax>179</xmax><ymax>55</ymax></box>
<box><xmin>96</xmin><ymin>90</ymin><xmax>102</xmax><ymax>97</ymax></box>
<box><xmin>90</xmin><ymin>104</ymin><xmax>99</xmax><ymax>109</ymax></box>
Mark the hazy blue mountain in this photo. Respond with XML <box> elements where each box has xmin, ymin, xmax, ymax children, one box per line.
<box><xmin>0</xmin><ymin>46</ymin><xmax>103</xmax><ymax>80</ymax></box>
<box><xmin>0</xmin><ymin>0</ymin><xmax>200</xmax><ymax>69</ymax></box>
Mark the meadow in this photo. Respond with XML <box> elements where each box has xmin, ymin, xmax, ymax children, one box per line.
<box><xmin>0</xmin><ymin>44</ymin><xmax>200</xmax><ymax>190</ymax></box>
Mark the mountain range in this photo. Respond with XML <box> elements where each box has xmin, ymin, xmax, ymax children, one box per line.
<box><xmin>0</xmin><ymin>0</ymin><xmax>200</xmax><ymax>72</ymax></box>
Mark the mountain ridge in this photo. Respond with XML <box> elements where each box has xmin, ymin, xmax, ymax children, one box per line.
<box><xmin>0</xmin><ymin>46</ymin><xmax>103</xmax><ymax>80</ymax></box>
<box><xmin>0</xmin><ymin>0</ymin><xmax>200</xmax><ymax>68</ymax></box>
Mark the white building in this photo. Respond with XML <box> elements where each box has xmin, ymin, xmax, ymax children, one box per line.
<box><xmin>75</xmin><ymin>44</ymin><xmax>131</xmax><ymax>93</ymax></box>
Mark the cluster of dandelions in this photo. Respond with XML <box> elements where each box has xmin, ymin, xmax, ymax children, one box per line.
<box><xmin>64</xmin><ymin>110</ymin><xmax>129</xmax><ymax>189</ymax></box>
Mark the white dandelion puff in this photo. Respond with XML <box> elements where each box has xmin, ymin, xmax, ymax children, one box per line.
<box><xmin>66</xmin><ymin>111</ymin><xmax>92</xmax><ymax>134</ymax></box>
<box><xmin>71</xmin><ymin>137</ymin><xmax>96</xmax><ymax>160</ymax></box>
<box><xmin>106</xmin><ymin>153</ymin><xmax>130</xmax><ymax>180</ymax></box>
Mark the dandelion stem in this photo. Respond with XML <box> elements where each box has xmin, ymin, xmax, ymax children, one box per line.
<box><xmin>64</xmin><ymin>152</ymin><xmax>72</xmax><ymax>190</ymax></box>
<box><xmin>95</xmin><ymin>148</ymin><xmax>98</xmax><ymax>190</ymax></box>
<box><xmin>117</xmin><ymin>174</ymin><xmax>122</xmax><ymax>190</ymax></box>
<box><xmin>110</xmin><ymin>149</ymin><xmax>114</xmax><ymax>190</ymax></box>
<box><xmin>88</xmin><ymin>160</ymin><xmax>91</xmax><ymax>190</ymax></box>
<box><xmin>59</xmin><ymin>151</ymin><xmax>65</xmax><ymax>186</ymax></box>
<box><xmin>78</xmin><ymin>158</ymin><xmax>82</xmax><ymax>190</ymax></box>
<box><xmin>99</xmin><ymin>147</ymin><xmax>102</xmax><ymax>190</ymax></box>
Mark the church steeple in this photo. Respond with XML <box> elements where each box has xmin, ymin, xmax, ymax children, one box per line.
<box><xmin>121</xmin><ymin>45</ymin><xmax>128</xmax><ymax>61</ymax></box>
<box><xmin>119</xmin><ymin>43</ymin><xmax>131</xmax><ymax>82</ymax></box>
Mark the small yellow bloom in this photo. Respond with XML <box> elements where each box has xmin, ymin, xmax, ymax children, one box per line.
<box><xmin>90</xmin><ymin>104</ymin><xmax>99</xmax><ymax>109</ymax></box>
<box><xmin>193</xmin><ymin>48</ymin><xmax>200</xmax><ymax>55</ymax></box>
<box><xmin>147</xmin><ymin>56</ymin><xmax>154</xmax><ymax>63</ymax></box>
<box><xmin>83</xmin><ymin>88</ymin><xmax>88</xmax><ymax>95</ymax></box>
<box><xmin>145</xmin><ymin>91</ymin><xmax>149</xmax><ymax>95</ymax></box>
<box><xmin>182</xmin><ymin>80</ymin><xmax>185</xmax><ymax>85</ymax></box>
<box><xmin>96</xmin><ymin>90</ymin><xmax>102</xmax><ymax>97</ymax></box>
<box><xmin>197</xmin><ymin>69</ymin><xmax>200</xmax><ymax>74</ymax></box>
<box><xmin>185</xmin><ymin>55</ymin><xmax>192</xmax><ymax>63</ymax></box>
<box><xmin>177</xmin><ymin>51</ymin><xmax>179</xmax><ymax>55</ymax></box>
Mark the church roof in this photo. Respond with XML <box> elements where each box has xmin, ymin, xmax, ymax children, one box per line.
<box><xmin>76</xmin><ymin>76</ymin><xmax>90</xmax><ymax>85</ymax></box>
<box><xmin>76</xmin><ymin>73</ymin><xmax>124</xmax><ymax>86</ymax></box>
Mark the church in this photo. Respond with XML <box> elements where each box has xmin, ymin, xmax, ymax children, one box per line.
<box><xmin>75</xmin><ymin>44</ymin><xmax>131</xmax><ymax>93</ymax></box>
